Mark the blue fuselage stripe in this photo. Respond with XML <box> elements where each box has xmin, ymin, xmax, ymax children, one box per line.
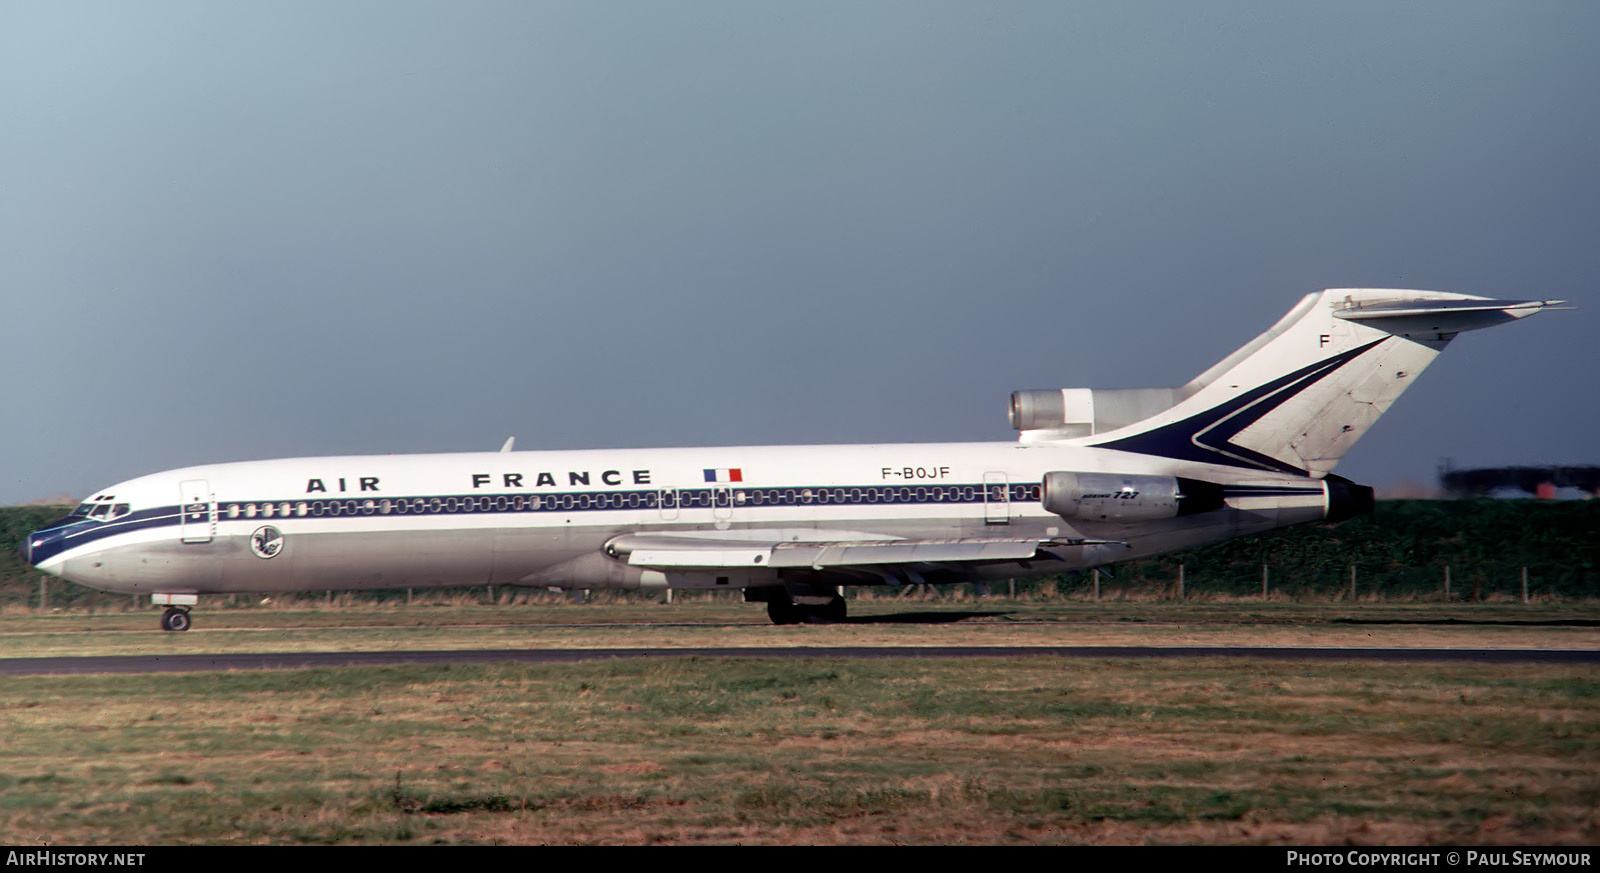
<box><xmin>28</xmin><ymin>480</ymin><xmax>1321</xmax><ymax>565</ymax></box>
<box><xmin>30</xmin><ymin>482</ymin><xmax>1039</xmax><ymax>565</ymax></box>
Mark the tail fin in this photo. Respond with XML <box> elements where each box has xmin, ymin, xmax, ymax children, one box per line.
<box><xmin>1024</xmin><ymin>289</ymin><xmax>1564</xmax><ymax>477</ymax></box>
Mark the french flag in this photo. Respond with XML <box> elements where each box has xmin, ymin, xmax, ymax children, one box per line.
<box><xmin>703</xmin><ymin>468</ymin><xmax>743</xmax><ymax>483</ymax></box>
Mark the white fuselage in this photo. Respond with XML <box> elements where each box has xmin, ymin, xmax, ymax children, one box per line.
<box><xmin>30</xmin><ymin>440</ymin><xmax>1330</xmax><ymax>596</ymax></box>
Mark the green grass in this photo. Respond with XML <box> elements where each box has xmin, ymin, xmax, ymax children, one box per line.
<box><xmin>0</xmin><ymin>655</ymin><xmax>1596</xmax><ymax>845</ymax></box>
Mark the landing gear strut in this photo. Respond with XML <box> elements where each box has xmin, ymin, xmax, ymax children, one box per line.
<box><xmin>160</xmin><ymin>606</ymin><xmax>192</xmax><ymax>632</ymax></box>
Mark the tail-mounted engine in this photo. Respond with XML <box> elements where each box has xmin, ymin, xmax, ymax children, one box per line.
<box><xmin>1009</xmin><ymin>388</ymin><xmax>1183</xmax><ymax>439</ymax></box>
<box><xmin>1040</xmin><ymin>471</ymin><xmax>1225</xmax><ymax>522</ymax></box>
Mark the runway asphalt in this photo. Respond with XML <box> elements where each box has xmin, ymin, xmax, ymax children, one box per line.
<box><xmin>2</xmin><ymin>645</ymin><xmax>1595</xmax><ymax>675</ymax></box>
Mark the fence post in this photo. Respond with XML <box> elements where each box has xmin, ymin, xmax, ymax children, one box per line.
<box><xmin>1521</xmin><ymin>567</ymin><xmax>1529</xmax><ymax>604</ymax></box>
<box><xmin>1092</xmin><ymin>568</ymin><xmax>1100</xmax><ymax>601</ymax></box>
<box><xmin>38</xmin><ymin>576</ymin><xmax>47</xmax><ymax>612</ymax></box>
<box><xmin>1443</xmin><ymin>566</ymin><xmax>1451</xmax><ymax>600</ymax></box>
<box><xmin>1349</xmin><ymin>565</ymin><xmax>1357</xmax><ymax>601</ymax></box>
<box><xmin>1262</xmin><ymin>563</ymin><xmax>1269</xmax><ymax>600</ymax></box>
<box><xmin>1177</xmin><ymin>564</ymin><xmax>1185</xmax><ymax>600</ymax></box>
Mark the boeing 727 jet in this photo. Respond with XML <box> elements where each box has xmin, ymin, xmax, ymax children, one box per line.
<box><xmin>21</xmin><ymin>289</ymin><xmax>1564</xmax><ymax>628</ymax></box>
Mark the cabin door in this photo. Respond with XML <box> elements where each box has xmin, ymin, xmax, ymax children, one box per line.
<box><xmin>712</xmin><ymin>485</ymin><xmax>734</xmax><ymax>530</ymax></box>
<box><xmin>179</xmin><ymin>479</ymin><xmax>215</xmax><ymax>543</ymax></box>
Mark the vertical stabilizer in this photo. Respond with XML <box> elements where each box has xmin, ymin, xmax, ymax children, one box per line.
<box><xmin>1079</xmin><ymin>289</ymin><xmax>1564</xmax><ymax>477</ymax></box>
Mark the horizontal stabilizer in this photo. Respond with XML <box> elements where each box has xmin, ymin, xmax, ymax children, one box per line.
<box><xmin>1332</xmin><ymin>297</ymin><xmax>1569</xmax><ymax>338</ymax></box>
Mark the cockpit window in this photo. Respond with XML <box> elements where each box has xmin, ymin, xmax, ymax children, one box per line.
<box><xmin>72</xmin><ymin>501</ymin><xmax>132</xmax><ymax>522</ymax></box>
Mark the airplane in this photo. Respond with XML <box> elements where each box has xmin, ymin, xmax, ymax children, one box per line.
<box><xmin>20</xmin><ymin>288</ymin><xmax>1565</xmax><ymax>630</ymax></box>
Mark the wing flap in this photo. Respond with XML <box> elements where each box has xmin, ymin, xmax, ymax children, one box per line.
<box><xmin>769</xmin><ymin>538</ymin><xmax>1043</xmax><ymax>568</ymax></box>
<box><xmin>606</xmin><ymin>532</ymin><xmax>1121</xmax><ymax>570</ymax></box>
<box><xmin>625</xmin><ymin>547</ymin><xmax>772</xmax><ymax>568</ymax></box>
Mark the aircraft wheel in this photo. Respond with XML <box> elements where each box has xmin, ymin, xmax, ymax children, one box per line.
<box><xmin>160</xmin><ymin>607</ymin><xmax>192</xmax><ymax>633</ymax></box>
<box><xmin>803</xmin><ymin>595</ymin><xmax>847</xmax><ymax>624</ymax></box>
<box><xmin>766</xmin><ymin>598</ymin><xmax>802</xmax><ymax>626</ymax></box>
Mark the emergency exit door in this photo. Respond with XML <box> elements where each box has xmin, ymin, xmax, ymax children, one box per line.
<box><xmin>983</xmin><ymin>471</ymin><xmax>1010</xmax><ymax>525</ymax></box>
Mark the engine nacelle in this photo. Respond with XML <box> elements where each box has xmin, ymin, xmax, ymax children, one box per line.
<box><xmin>1040</xmin><ymin>471</ymin><xmax>1225</xmax><ymax>522</ymax></box>
<box><xmin>1009</xmin><ymin>388</ymin><xmax>1184</xmax><ymax>437</ymax></box>
<box><xmin>1009</xmin><ymin>389</ymin><xmax>1094</xmax><ymax>435</ymax></box>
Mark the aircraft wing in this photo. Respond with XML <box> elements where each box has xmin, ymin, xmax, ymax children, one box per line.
<box><xmin>604</xmin><ymin>532</ymin><xmax>1120</xmax><ymax>570</ymax></box>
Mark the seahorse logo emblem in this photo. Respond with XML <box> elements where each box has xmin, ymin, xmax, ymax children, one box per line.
<box><xmin>250</xmin><ymin>525</ymin><xmax>284</xmax><ymax>559</ymax></box>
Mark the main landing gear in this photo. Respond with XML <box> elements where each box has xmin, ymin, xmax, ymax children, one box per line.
<box><xmin>160</xmin><ymin>606</ymin><xmax>192</xmax><ymax>632</ymax></box>
<box><xmin>765</xmin><ymin>592</ymin><xmax>847</xmax><ymax>625</ymax></box>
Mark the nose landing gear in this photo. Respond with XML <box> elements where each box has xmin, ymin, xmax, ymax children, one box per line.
<box><xmin>159</xmin><ymin>606</ymin><xmax>192</xmax><ymax>632</ymax></box>
<box><xmin>152</xmin><ymin>594</ymin><xmax>199</xmax><ymax>632</ymax></box>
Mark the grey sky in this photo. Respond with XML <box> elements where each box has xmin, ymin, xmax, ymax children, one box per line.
<box><xmin>3</xmin><ymin>2</ymin><xmax>1596</xmax><ymax>504</ymax></box>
